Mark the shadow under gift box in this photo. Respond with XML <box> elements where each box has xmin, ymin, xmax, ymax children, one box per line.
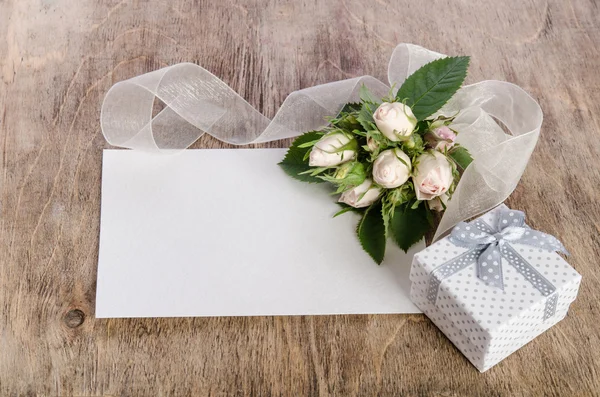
<box><xmin>409</xmin><ymin>204</ymin><xmax>581</xmax><ymax>372</ymax></box>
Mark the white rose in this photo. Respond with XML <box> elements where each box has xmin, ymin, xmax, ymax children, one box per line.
<box><xmin>373</xmin><ymin>102</ymin><xmax>417</xmax><ymax>142</ymax></box>
<box><xmin>309</xmin><ymin>132</ymin><xmax>357</xmax><ymax>167</ymax></box>
<box><xmin>413</xmin><ymin>151</ymin><xmax>454</xmax><ymax>200</ymax></box>
<box><xmin>372</xmin><ymin>148</ymin><xmax>411</xmax><ymax>188</ymax></box>
<box><xmin>339</xmin><ymin>179</ymin><xmax>381</xmax><ymax>208</ymax></box>
<box><xmin>428</xmin><ymin>193</ymin><xmax>449</xmax><ymax>212</ymax></box>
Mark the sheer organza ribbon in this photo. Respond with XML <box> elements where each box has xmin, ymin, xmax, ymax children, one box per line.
<box><xmin>100</xmin><ymin>44</ymin><xmax>542</xmax><ymax>240</ymax></box>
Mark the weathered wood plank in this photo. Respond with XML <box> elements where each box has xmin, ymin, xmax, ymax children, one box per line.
<box><xmin>1</xmin><ymin>0</ymin><xmax>599</xmax><ymax>395</ymax></box>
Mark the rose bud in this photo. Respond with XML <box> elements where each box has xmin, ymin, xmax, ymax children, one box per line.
<box><xmin>334</xmin><ymin>162</ymin><xmax>366</xmax><ymax>186</ymax></box>
<box><xmin>432</xmin><ymin>126</ymin><xmax>457</xmax><ymax>152</ymax></box>
<box><xmin>339</xmin><ymin>179</ymin><xmax>382</xmax><ymax>208</ymax></box>
<box><xmin>403</xmin><ymin>133</ymin><xmax>422</xmax><ymax>150</ymax></box>
<box><xmin>373</xmin><ymin>102</ymin><xmax>417</xmax><ymax>142</ymax></box>
<box><xmin>366</xmin><ymin>136</ymin><xmax>379</xmax><ymax>152</ymax></box>
<box><xmin>309</xmin><ymin>132</ymin><xmax>357</xmax><ymax>167</ymax></box>
<box><xmin>413</xmin><ymin>151</ymin><xmax>454</xmax><ymax>200</ymax></box>
<box><xmin>431</xmin><ymin>125</ymin><xmax>457</xmax><ymax>142</ymax></box>
<box><xmin>425</xmin><ymin>126</ymin><xmax>457</xmax><ymax>152</ymax></box>
<box><xmin>372</xmin><ymin>148</ymin><xmax>411</xmax><ymax>189</ymax></box>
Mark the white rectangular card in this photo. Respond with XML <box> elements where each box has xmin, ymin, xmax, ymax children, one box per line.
<box><xmin>96</xmin><ymin>149</ymin><xmax>423</xmax><ymax>318</ymax></box>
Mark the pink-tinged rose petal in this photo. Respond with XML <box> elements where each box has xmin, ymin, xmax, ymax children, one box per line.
<box><xmin>412</xmin><ymin>151</ymin><xmax>454</xmax><ymax>200</ymax></box>
<box><xmin>433</xmin><ymin>126</ymin><xmax>456</xmax><ymax>142</ymax></box>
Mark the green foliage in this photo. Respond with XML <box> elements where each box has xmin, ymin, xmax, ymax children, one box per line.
<box><xmin>299</xmin><ymin>166</ymin><xmax>330</xmax><ymax>177</ymax></box>
<box><xmin>333</xmin><ymin>108</ymin><xmax>362</xmax><ymax>131</ymax></box>
<box><xmin>363</xmin><ymin>130</ymin><xmax>389</xmax><ymax>161</ymax></box>
<box><xmin>278</xmin><ymin>131</ymin><xmax>325</xmax><ymax>183</ymax></box>
<box><xmin>357</xmin><ymin>102</ymin><xmax>377</xmax><ymax>132</ymax></box>
<box><xmin>333</xmin><ymin>202</ymin><xmax>364</xmax><ymax>218</ymax></box>
<box><xmin>414</xmin><ymin>120</ymin><xmax>430</xmax><ymax>134</ymax></box>
<box><xmin>319</xmin><ymin>162</ymin><xmax>367</xmax><ymax>194</ymax></box>
<box><xmin>396</xmin><ymin>56</ymin><xmax>470</xmax><ymax>121</ymax></box>
<box><xmin>333</xmin><ymin>206</ymin><xmax>355</xmax><ymax>218</ymax></box>
<box><xmin>340</xmin><ymin>102</ymin><xmax>361</xmax><ymax>114</ymax></box>
<box><xmin>400</xmin><ymin>133</ymin><xmax>425</xmax><ymax>159</ymax></box>
<box><xmin>389</xmin><ymin>204</ymin><xmax>432</xmax><ymax>252</ymax></box>
<box><xmin>449</xmin><ymin>146</ymin><xmax>474</xmax><ymax>170</ymax></box>
<box><xmin>357</xmin><ymin>202</ymin><xmax>386</xmax><ymax>265</ymax></box>
<box><xmin>381</xmin><ymin>184</ymin><xmax>416</xmax><ymax>238</ymax></box>
<box><xmin>359</xmin><ymin>84</ymin><xmax>381</xmax><ymax>105</ymax></box>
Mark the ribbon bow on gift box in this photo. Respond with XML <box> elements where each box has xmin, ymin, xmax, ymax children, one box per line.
<box><xmin>427</xmin><ymin>208</ymin><xmax>569</xmax><ymax>320</ymax></box>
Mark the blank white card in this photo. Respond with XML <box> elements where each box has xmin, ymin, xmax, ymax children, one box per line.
<box><xmin>96</xmin><ymin>149</ymin><xmax>423</xmax><ymax>318</ymax></box>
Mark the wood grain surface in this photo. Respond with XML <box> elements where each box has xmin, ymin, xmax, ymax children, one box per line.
<box><xmin>1</xmin><ymin>0</ymin><xmax>599</xmax><ymax>395</ymax></box>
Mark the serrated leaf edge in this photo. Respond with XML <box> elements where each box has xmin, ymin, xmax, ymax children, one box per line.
<box><xmin>356</xmin><ymin>204</ymin><xmax>386</xmax><ymax>265</ymax></box>
<box><xmin>397</xmin><ymin>56</ymin><xmax>470</xmax><ymax>120</ymax></box>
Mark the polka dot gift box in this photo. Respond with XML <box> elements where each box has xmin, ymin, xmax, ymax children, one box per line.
<box><xmin>409</xmin><ymin>204</ymin><xmax>581</xmax><ymax>372</ymax></box>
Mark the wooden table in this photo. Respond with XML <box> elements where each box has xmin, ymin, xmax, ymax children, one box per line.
<box><xmin>1</xmin><ymin>0</ymin><xmax>599</xmax><ymax>395</ymax></box>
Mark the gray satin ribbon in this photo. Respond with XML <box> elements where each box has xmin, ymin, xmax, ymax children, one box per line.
<box><xmin>427</xmin><ymin>208</ymin><xmax>568</xmax><ymax>321</ymax></box>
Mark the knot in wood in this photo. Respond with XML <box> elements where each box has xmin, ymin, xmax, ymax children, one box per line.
<box><xmin>64</xmin><ymin>309</ymin><xmax>86</xmax><ymax>328</ymax></box>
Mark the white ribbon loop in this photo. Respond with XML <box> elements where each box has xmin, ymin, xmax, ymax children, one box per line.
<box><xmin>100</xmin><ymin>44</ymin><xmax>542</xmax><ymax>238</ymax></box>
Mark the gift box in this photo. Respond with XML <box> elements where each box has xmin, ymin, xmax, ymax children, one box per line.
<box><xmin>409</xmin><ymin>204</ymin><xmax>581</xmax><ymax>372</ymax></box>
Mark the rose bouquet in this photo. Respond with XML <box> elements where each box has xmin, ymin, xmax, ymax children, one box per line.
<box><xmin>279</xmin><ymin>56</ymin><xmax>473</xmax><ymax>264</ymax></box>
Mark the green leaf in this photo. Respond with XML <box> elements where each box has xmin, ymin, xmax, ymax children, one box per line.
<box><xmin>380</xmin><ymin>197</ymin><xmax>391</xmax><ymax>238</ymax></box>
<box><xmin>357</xmin><ymin>202</ymin><xmax>386</xmax><ymax>265</ymax></box>
<box><xmin>335</xmin><ymin>201</ymin><xmax>365</xmax><ymax>214</ymax></box>
<box><xmin>390</xmin><ymin>205</ymin><xmax>432</xmax><ymax>252</ymax></box>
<box><xmin>333</xmin><ymin>105</ymin><xmax>362</xmax><ymax>131</ymax></box>
<box><xmin>333</xmin><ymin>206</ymin><xmax>356</xmax><ymax>218</ymax></box>
<box><xmin>396</xmin><ymin>56</ymin><xmax>470</xmax><ymax>121</ymax></box>
<box><xmin>351</xmin><ymin>129</ymin><xmax>368</xmax><ymax>137</ymax></box>
<box><xmin>278</xmin><ymin>131</ymin><xmax>325</xmax><ymax>183</ymax></box>
<box><xmin>448</xmin><ymin>146</ymin><xmax>473</xmax><ymax>170</ymax></box>
<box><xmin>297</xmin><ymin>140</ymin><xmax>321</xmax><ymax>149</ymax></box>
<box><xmin>299</xmin><ymin>166</ymin><xmax>329</xmax><ymax>177</ymax></box>
<box><xmin>357</xmin><ymin>102</ymin><xmax>376</xmax><ymax>131</ymax></box>
<box><xmin>359</xmin><ymin>84</ymin><xmax>381</xmax><ymax>104</ymax></box>
<box><xmin>414</xmin><ymin>120</ymin><xmax>429</xmax><ymax>134</ymax></box>
<box><xmin>340</xmin><ymin>102</ymin><xmax>361</xmax><ymax>114</ymax></box>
